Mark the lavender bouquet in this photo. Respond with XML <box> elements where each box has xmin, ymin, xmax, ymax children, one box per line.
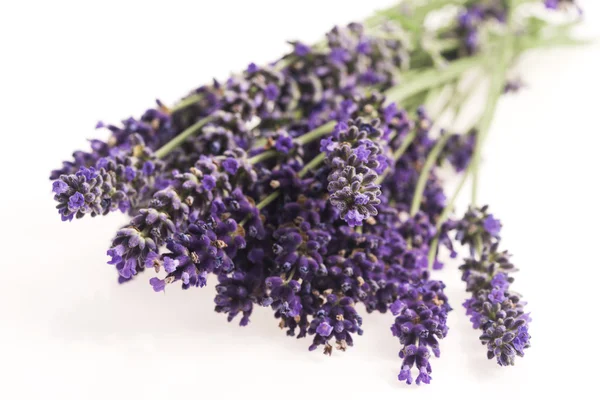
<box><xmin>49</xmin><ymin>0</ymin><xmax>583</xmax><ymax>385</ymax></box>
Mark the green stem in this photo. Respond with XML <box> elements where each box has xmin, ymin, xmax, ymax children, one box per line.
<box><xmin>253</xmin><ymin>148</ymin><xmax>327</xmax><ymax>215</ymax></box>
<box><xmin>255</xmin><ymin>191</ymin><xmax>280</xmax><ymax>211</ymax></box>
<box><xmin>449</xmin><ymin>72</ymin><xmax>484</xmax><ymax>127</ymax></box>
<box><xmin>248</xmin><ymin>121</ymin><xmax>336</xmax><ymax>165</ymax></box>
<box><xmin>240</xmin><ymin>189</ymin><xmax>281</xmax><ymax>227</ymax></box>
<box><xmin>248</xmin><ymin>150</ymin><xmax>276</xmax><ymax>165</ymax></box>
<box><xmin>474</xmin><ymin>235</ymin><xmax>483</xmax><ymax>257</ymax></box>
<box><xmin>409</xmin><ymin>134</ymin><xmax>451</xmax><ymax>216</ymax></box>
<box><xmin>471</xmin><ymin>39</ymin><xmax>512</xmax><ymax>204</ymax></box>
<box><xmin>385</xmin><ymin>56</ymin><xmax>482</xmax><ymax>104</ymax></box>
<box><xmin>155</xmin><ymin>116</ymin><xmax>213</xmax><ymax>159</ymax></box>
<box><xmin>375</xmin><ymin>130</ymin><xmax>417</xmax><ymax>185</ymax></box>
<box><xmin>284</xmin><ymin>266</ymin><xmax>297</xmax><ymax>284</ymax></box>
<box><xmin>300</xmin><ymin>152</ymin><xmax>326</xmax><ymax>178</ymax></box>
<box><xmin>170</xmin><ymin>94</ymin><xmax>204</xmax><ymax>114</ymax></box>
<box><xmin>158</xmin><ymin>53</ymin><xmax>482</xmax><ymax>161</ymax></box>
<box><xmin>297</xmin><ymin>120</ymin><xmax>337</xmax><ymax>145</ymax></box>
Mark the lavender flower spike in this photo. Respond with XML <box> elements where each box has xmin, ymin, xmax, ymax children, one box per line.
<box><xmin>457</xmin><ymin>207</ymin><xmax>531</xmax><ymax>366</ymax></box>
<box><xmin>324</xmin><ymin>118</ymin><xmax>388</xmax><ymax>226</ymax></box>
<box><xmin>391</xmin><ymin>280</ymin><xmax>450</xmax><ymax>385</ymax></box>
<box><xmin>52</xmin><ymin>134</ymin><xmax>161</xmax><ymax>221</ymax></box>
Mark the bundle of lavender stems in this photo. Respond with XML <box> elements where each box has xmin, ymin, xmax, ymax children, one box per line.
<box><xmin>49</xmin><ymin>0</ymin><xmax>582</xmax><ymax>385</ymax></box>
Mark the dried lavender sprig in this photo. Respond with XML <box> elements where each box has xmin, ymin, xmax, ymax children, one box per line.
<box><xmin>391</xmin><ymin>279</ymin><xmax>451</xmax><ymax>385</ymax></box>
<box><xmin>456</xmin><ymin>212</ymin><xmax>531</xmax><ymax>366</ymax></box>
<box><xmin>52</xmin><ymin>134</ymin><xmax>162</xmax><ymax>221</ymax></box>
<box><xmin>107</xmin><ymin>149</ymin><xmax>259</xmax><ymax>280</ymax></box>
<box><xmin>323</xmin><ymin>118</ymin><xmax>388</xmax><ymax>226</ymax></box>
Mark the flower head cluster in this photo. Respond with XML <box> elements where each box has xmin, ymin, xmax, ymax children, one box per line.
<box><xmin>46</xmin><ymin>1</ymin><xmax>568</xmax><ymax>386</ymax></box>
<box><xmin>107</xmin><ymin>151</ymin><xmax>254</xmax><ymax>280</ymax></box>
<box><xmin>286</xmin><ymin>23</ymin><xmax>405</xmax><ymax>116</ymax></box>
<box><xmin>456</xmin><ymin>205</ymin><xmax>502</xmax><ymax>253</ymax></box>
<box><xmin>457</xmin><ymin>206</ymin><xmax>531</xmax><ymax>366</ymax></box>
<box><xmin>50</xmin><ymin>103</ymin><xmax>190</xmax><ymax>179</ymax></box>
<box><xmin>324</xmin><ymin>119</ymin><xmax>388</xmax><ymax>226</ymax></box>
<box><xmin>308</xmin><ymin>295</ymin><xmax>363</xmax><ymax>354</ymax></box>
<box><xmin>52</xmin><ymin>134</ymin><xmax>162</xmax><ymax>221</ymax></box>
<box><xmin>391</xmin><ymin>279</ymin><xmax>450</xmax><ymax>385</ymax></box>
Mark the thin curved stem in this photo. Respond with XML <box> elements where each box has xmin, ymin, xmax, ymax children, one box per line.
<box><xmin>253</xmin><ymin>151</ymin><xmax>327</xmax><ymax>214</ymax></box>
<box><xmin>248</xmin><ymin>121</ymin><xmax>336</xmax><ymax>165</ymax></box>
<box><xmin>375</xmin><ymin>130</ymin><xmax>417</xmax><ymax>185</ymax></box>
<box><xmin>155</xmin><ymin>116</ymin><xmax>213</xmax><ymax>159</ymax></box>
<box><xmin>300</xmin><ymin>152</ymin><xmax>326</xmax><ymax>178</ymax></box>
<box><xmin>248</xmin><ymin>149</ymin><xmax>277</xmax><ymax>165</ymax></box>
<box><xmin>170</xmin><ymin>93</ymin><xmax>204</xmax><ymax>114</ymax></box>
<box><xmin>471</xmin><ymin>38</ymin><xmax>512</xmax><ymax>204</ymax></box>
<box><xmin>296</xmin><ymin>121</ymin><xmax>337</xmax><ymax>145</ymax></box>
<box><xmin>385</xmin><ymin>56</ymin><xmax>482</xmax><ymax>105</ymax></box>
<box><xmin>409</xmin><ymin>134</ymin><xmax>451</xmax><ymax>216</ymax></box>
<box><xmin>255</xmin><ymin>191</ymin><xmax>281</xmax><ymax>211</ymax></box>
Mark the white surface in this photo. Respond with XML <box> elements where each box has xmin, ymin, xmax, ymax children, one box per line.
<box><xmin>1</xmin><ymin>1</ymin><xmax>599</xmax><ymax>398</ymax></box>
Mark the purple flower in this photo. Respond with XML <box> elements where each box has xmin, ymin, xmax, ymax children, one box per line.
<box><xmin>246</xmin><ymin>62</ymin><xmax>259</xmax><ymax>74</ymax></box>
<box><xmin>163</xmin><ymin>257</ymin><xmax>179</xmax><ymax>273</ymax></box>
<box><xmin>398</xmin><ymin>366</ymin><xmax>412</xmax><ymax>385</ymax></box>
<box><xmin>488</xmin><ymin>288</ymin><xmax>505</xmax><ymax>304</ymax></box>
<box><xmin>459</xmin><ymin>208</ymin><xmax>531</xmax><ymax>367</ymax></box>
<box><xmin>124</xmin><ymin>166</ymin><xmax>136</xmax><ymax>182</ymax></box>
<box><xmin>354</xmin><ymin>144</ymin><xmax>370</xmax><ymax>162</ymax></box>
<box><xmin>329</xmin><ymin>47</ymin><xmax>349</xmax><ymax>64</ymax></box>
<box><xmin>391</xmin><ymin>280</ymin><xmax>450</xmax><ymax>385</ymax></box>
<box><xmin>202</xmin><ymin>175</ymin><xmax>217</xmax><ymax>191</ymax></box>
<box><xmin>390</xmin><ymin>300</ymin><xmax>404</xmax><ymax>316</ymax></box>
<box><xmin>77</xmin><ymin>167</ymin><xmax>98</xmax><ymax>181</ymax></box>
<box><xmin>275</xmin><ymin>134</ymin><xmax>294</xmax><ymax>154</ymax></box>
<box><xmin>149</xmin><ymin>277</ymin><xmax>165</xmax><ymax>292</ymax></box>
<box><xmin>222</xmin><ymin>158</ymin><xmax>239</xmax><ymax>175</ymax></box>
<box><xmin>320</xmin><ymin>137</ymin><xmax>336</xmax><ymax>154</ymax></box>
<box><xmin>182</xmin><ymin>272</ymin><xmax>190</xmax><ymax>285</ymax></box>
<box><xmin>264</xmin><ymin>83</ymin><xmax>279</xmax><ymax>101</ymax></box>
<box><xmin>52</xmin><ymin>135</ymin><xmax>162</xmax><ymax>221</ymax></box>
<box><xmin>68</xmin><ymin>192</ymin><xmax>85</xmax><ymax>210</ymax></box>
<box><xmin>308</xmin><ymin>295</ymin><xmax>363</xmax><ymax>353</ymax></box>
<box><xmin>52</xmin><ymin>180</ymin><xmax>68</xmax><ymax>194</ymax></box>
<box><xmin>483</xmin><ymin>215</ymin><xmax>502</xmax><ymax>236</ymax></box>
<box><xmin>354</xmin><ymin>193</ymin><xmax>369</xmax><ymax>205</ymax></box>
<box><xmin>325</xmin><ymin>118</ymin><xmax>386</xmax><ymax>226</ymax></box>
<box><xmin>491</xmin><ymin>273</ymin><xmax>509</xmax><ymax>291</ymax></box>
<box><xmin>456</xmin><ymin>206</ymin><xmax>502</xmax><ymax>253</ymax></box>
<box><xmin>294</xmin><ymin>42</ymin><xmax>311</xmax><ymax>56</ymax></box>
<box><xmin>316</xmin><ymin>322</ymin><xmax>333</xmax><ymax>337</ymax></box>
<box><xmin>144</xmin><ymin>251</ymin><xmax>160</xmax><ymax>270</ymax></box>
<box><xmin>357</xmin><ymin>40</ymin><xmax>371</xmax><ymax>54</ymax></box>
<box><xmin>142</xmin><ymin>161</ymin><xmax>155</xmax><ymax>176</ymax></box>
<box><xmin>344</xmin><ymin>209</ymin><xmax>365</xmax><ymax>227</ymax></box>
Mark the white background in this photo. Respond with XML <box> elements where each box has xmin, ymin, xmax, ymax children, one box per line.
<box><xmin>1</xmin><ymin>1</ymin><xmax>599</xmax><ymax>398</ymax></box>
